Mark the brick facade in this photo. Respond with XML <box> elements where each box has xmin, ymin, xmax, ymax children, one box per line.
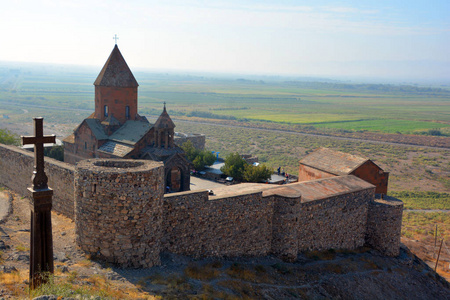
<box><xmin>351</xmin><ymin>160</ymin><xmax>389</xmax><ymax>195</ymax></box>
<box><xmin>94</xmin><ymin>86</ymin><xmax>138</xmax><ymax>124</ymax></box>
<box><xmin>298</xmin><ymin>164</ymin><xmax>335</xmax><ymax>182</ymax></box>
<box><xmin>299</xmin><ymin>148</ymin><xmax>389</xmax><ymax>195</ymax></box>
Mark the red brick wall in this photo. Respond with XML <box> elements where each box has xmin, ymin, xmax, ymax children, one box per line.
<box><xmin>64</xmin><ymin>123</ymin><xmax>98</xmax><ymax>164</ymax></box>
<box><xmin>351</xmin><ymin>161</ymin><xmax>389</xmax><ymax>195</ymax></box>
<box><xmin>298</xmin><ymin>164</ymin><xmax>335</xmax><ymax>182</ymax></box>
<box><xmin>94</xmin><ymin>86</ymin><xmax>137</xmax><ymax>124</ymax></box>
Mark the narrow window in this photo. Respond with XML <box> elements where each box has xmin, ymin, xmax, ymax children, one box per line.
<box><xmin>104</xmin><ymin>105</ymin><xmax>108</xmax><ymax>117</ymax></box>
<box><xmin>125</xmin><ymin>106</ymin><xmax>130</xmax><ymax>119</ymax></box>
<box><xmin>85</xmin><ymin>142</ymin><xmax>87</xmax><ymax>150</ymax></box>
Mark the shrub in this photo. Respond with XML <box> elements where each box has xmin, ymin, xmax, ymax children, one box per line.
<box><xmin>220</xmin><ymin>152</ymin><xmax>247</xmax><ymax>181</ymax></box>
<box><xmin>182</xmin><ymin>140</ymin><xmax>215</xmax><ymax>171</ymax></box>
<box><xmin>243</xmin><ymin>164</ymin><xmax>272</xmax><ymax>183</ymax></box>
<box><xmin>0</xmin><ymin>128</ymin><xmax>20</xmax><ymax>146</ymax></box>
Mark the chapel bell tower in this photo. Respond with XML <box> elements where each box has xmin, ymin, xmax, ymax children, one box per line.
<box><xmin>153</xmin><ymin>103</ymin><xmax>175</xmax><ymax>149</ymax></box>
<box><xmin>93</xmin><ymin>45</ymin><xmax>139</xmax><ymax>124</ymax></box>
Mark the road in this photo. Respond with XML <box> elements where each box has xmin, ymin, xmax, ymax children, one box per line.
<box><xmin>404</xmin><ymin>209</ymin><xmax>450</xmax><ymax>213</ymax></box>
<box><xmin>170</xmin><ymin>118</ymin><xmax>450</xmax><ymax>151</ymax></box>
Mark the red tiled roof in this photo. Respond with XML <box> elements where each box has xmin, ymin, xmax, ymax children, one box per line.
<box><xmin>94</xmin><ymin>45</ymin><xmax>138</xmax><ymax>88</ymax></box>
<box><xmin>299</xmin><ymin>147</ymin><xmax>368</xmax><ymax>175</ymax></box>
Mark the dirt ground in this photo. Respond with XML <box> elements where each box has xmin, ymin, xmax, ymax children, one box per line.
<box><xmin>1</xmin><ymin>188</ymin><xmax>449</xmax><ymax>299</ymax></box>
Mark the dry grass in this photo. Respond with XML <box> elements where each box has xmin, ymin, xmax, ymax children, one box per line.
<box><xmin>184</xmin><ymin>263</ymin><xmax>220</xmax><ymax>281</ymax></box>
<box><xmin>76</xmin><ymin>258</ymin><xmax>93</xmax><ymax>268</ymax></box>
<box><xmin>192</xmin><ymin>283</ymin><xmax>235</xmax><ymax>300</ymax></box>
<box><xmin>15</xmin><ymin>244</ymin><xmax>29</xmax><ymax>252</ymax></box>
<box><xmin>0</xmin><ymin>270</ymin><xmax>157</xmax><ymax>299</ymax></box>
<box><xmin>0</xmin><ymin>270</ymin><xmax>28</xmax><ymax>297</ymax></box>
<box><xmin>218</xmin><ymin>280</ymin><xmax>257</xmax><ymax>299</ymax></box>
<box><xmin>226</xmin><ymin>263</ymin><xmax>256</xmax><ymax>282</ymax></box>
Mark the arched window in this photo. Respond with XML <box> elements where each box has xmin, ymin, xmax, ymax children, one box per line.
<box><xmin>104</xmin><ymin>105</ymin><xmax>108</xmax><ymax>117</ymax></box>
<box><xmin>125</xmin><ymin>106</ymin><xmax>130</xmax><ymax>119</ymax></box>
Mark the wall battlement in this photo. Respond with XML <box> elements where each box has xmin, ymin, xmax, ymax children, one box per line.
<box><xmin>0</xmin><ymin>144</ymin><xmax>403</xmax><ymax>267</ymax></box>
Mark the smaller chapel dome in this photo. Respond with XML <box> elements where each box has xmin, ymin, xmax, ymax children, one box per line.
<box><xmin>154</xmin><ymin>104</ymin><xmax>175</xmax><ymax>129</ymax></box>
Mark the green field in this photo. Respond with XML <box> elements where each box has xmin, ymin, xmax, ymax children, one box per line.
<box><xmin>1</xmin><ymin>64</ymin><xmax>449</xmax><ymax>135</ymax></box>
<box><xmin>388</xmin><ymin>191</ymin><xmax>450</xmax><ymax>210</ymax></box>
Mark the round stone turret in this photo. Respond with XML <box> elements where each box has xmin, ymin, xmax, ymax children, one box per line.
<box><xmin>75</xmin><ymin>159</ymin><xmax>164</xmax><ymax>268</ymax></box>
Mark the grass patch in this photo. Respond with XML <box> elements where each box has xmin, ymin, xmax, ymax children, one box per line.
<box><xmin>315</xmin><ymin>118</ymin><xmax>450</xmax><ymax>134</ymax></box>
<box><xmin>184</xmin><ymin>263</ymin><xmax>220</xmax><ymax>281</ymax></box>
<box><xmin>402</xmin><ymin>211</ymin><xmax>450</xmax><ymax>241</ymax></box>
<box><xmin>226</xmin><ymin>263</ymin><xmax>257</xmax><ymax>282</ymax></box>
<box><xmin>15</xmin><ymin>244</ymin><xmax>29</xmax><ymax>252</ymax></box>
<box><xmin>0</xmin><ymin>270</ymin><xmax>27</xmax><ymax>297</ymax></box>
<box><xmin>192</xmin><ymin>283</ymin><xmax>233</xmax><ymax>300</ymax></box>
<box><xmin>389</xmin><ymin>191</ymin><xmax>450</xmax><ymax>210</ymax></box>
<box><xmin>218</xmin><ymin>279</ymin><xmax>258</xmax><ymax>299</ymax></box>
<box><xmin>29</xmin><ymin>273</ymin><xmax>152</xmax><ymax>299</ymax></box>
<box><xmin>77</xmin><ymin>258</ymin><xmax>93</xmax><ymax>267</ymax></box>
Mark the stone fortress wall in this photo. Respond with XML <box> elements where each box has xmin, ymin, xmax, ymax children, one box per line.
<box><xmin>75</xmin><ymin>159</ymin><xmax>164</xmax><ymax>268</ymax></box>
<box><xmin>0</xmin><ymin>144</ymin><xmax>75</xmax><ymax>218</ymax></box>
<box><xmin>174</xmin><ymin>132</ymin><xmax>206</xmax><ymax>150</ymax></box>
<box><xmin>0</xmin><ymin>144</ymin><xmax>403</xmax><ymax>268</ymax></box>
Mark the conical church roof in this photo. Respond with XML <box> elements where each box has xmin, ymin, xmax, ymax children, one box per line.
<box><xmin>94</xmin><ymin>45</ymin><xmax>139</xmax><ymax>87</ymax></box>
<box><xmin>154</xmin><ymin>104</ymin><xmax>175</xmax><ymax>129</ymax></box>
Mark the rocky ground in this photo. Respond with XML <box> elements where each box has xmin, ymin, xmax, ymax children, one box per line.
<box><xmin>0</xmin><ymin>188</ymin><xmax>449</xmax><ymax>299</ymax></box>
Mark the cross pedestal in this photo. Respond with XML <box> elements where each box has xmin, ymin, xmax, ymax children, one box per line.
<box><xmin>21</xmin><ymin>117</ymin><xmax>56</xmax><ymax>289</ymax></box>
<box><xmin>28</xmin><ymin>188</ymin><xmax>54</xmax><ymax>289</ymax></box>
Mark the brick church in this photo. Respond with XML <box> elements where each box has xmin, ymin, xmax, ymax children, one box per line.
<box><xmin>63</xmin><ymin>45</ymin><xmax>191</xmax><ymax>192</ymax></box>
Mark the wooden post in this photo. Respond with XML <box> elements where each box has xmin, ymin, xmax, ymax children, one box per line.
<box><xmin>435</xmin><ymin>224</ymin><xmax>438</xmax><ymax>248</ymax></box>
<box><xmin>435</xmin><ymin>239</ymin><xmax>443</xmax><ymax>272</ymax></box>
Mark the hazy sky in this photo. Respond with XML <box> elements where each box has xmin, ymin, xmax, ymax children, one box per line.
<box><xmin>1</xmin><ymin>0</ymin><xmax>449</xmax><ymax>81</ymax></box>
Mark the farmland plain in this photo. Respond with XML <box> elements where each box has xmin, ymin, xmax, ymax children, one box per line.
<box><xmin>1</xmin><ymin>65</ymin><xmax>450</xmax><ymax>135</ymax></box>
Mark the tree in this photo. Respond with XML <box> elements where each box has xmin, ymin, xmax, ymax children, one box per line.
<box><xmin>243</xmin><ymin>164</ymin><xmax>272</xmax><ymax>183</ymax></box>
<box><xmin>182</xmin><ymin>140</ymin><xmax>216</xmax><ymax>171</ymax></box>
<box><xmin>182</xmin><ymin>140</ymin><xmax>197</xmax><ymax>162</ymax></box>
<box><xmin>220</xmin><ymin>152</ymin><xmax>247</xmax><ymax>181</ymax></box>
<box><xmin>221</xmin><ymin>152</ymin><xmax>273</xmax><ymax>183</ymax></box>
<box><xmin>0</xmin><ymin>128</ymin><xmax>20</xmax><ymax>146</ymax></box>
<box><xmin>44</xmin><ymin>145</ymin><xmax>64</xmax><ymax>161</ymax></box>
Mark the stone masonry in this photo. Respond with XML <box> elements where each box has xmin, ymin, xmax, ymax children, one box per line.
<box><xmin>0</xmin><ymin>144</ymin><xmax>75</xmax><ymax>218</ymax></box>
<box><xmin>0</xmin><ymin>144</ymin><xmax>403</xmax><ymax>268</ymax></box>
<box><xmin>75</xmin><ymin>159</ymin><xmax>164</xmax><ymax>268</ymax></box>
<box><xmin>366</xmin><ymin>196</ymin><xmax>404</xmax><ymax>256</ymax></box>
<box><xmin>174</xmin><ymin>132</ymin><xmax>206</xmax><ymax>150</ymax></box>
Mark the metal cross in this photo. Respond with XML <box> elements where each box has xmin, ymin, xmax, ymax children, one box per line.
<box><xmin>22</xmin><ymin>118</ymin><xmax>56</xmax><ymax>190</ymax></box>
<box><xmin>113</xmin><ymin>34</ymin><xmax>119</xmax><ymax>45</ymax></box>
